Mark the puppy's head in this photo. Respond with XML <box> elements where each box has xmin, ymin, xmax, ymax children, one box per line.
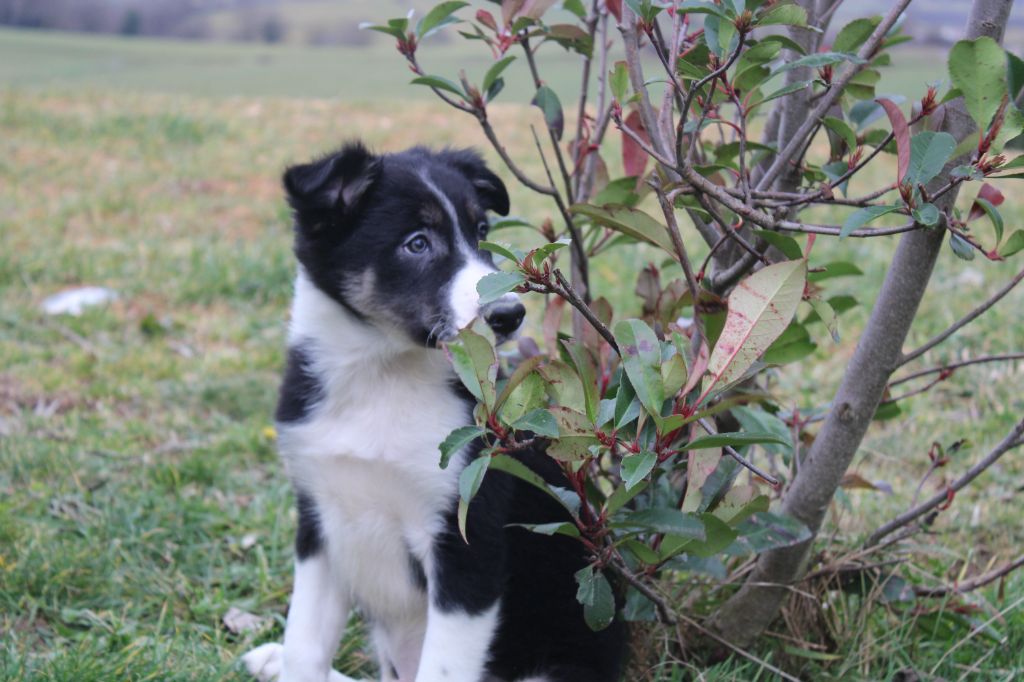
<box><xmin>284</xmin><ymin>143</ymin><xmax>524</xmax><ymax>346</ymax></box>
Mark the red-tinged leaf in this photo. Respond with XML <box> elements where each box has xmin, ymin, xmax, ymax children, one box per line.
<box><xmin>702</xmin><ymin>260</ymin><xmax>808</xmax><ymax>400</ymax></box>
<box><xmin>877</xmin><ymin>98</ymin><xmax>910</xmax><ymax>185</ymax></box>
<box><xmin>607</xmin><ymin>0</ymin><xmax>622</xmax><ymax>22</ymax></box>
<box><xmin>968</xmin><ymin>182</ymin><xmax>1005</xmax><ymax>221</ymax></box>
<box><xmin>476</xmin><ymin>9</ymin><xmax>498</xmax><ymax>31</ymax></box>
<box><xmin>679</xmin><ymin>339</ymin><xmax>709</xmax><ymax>398</ymax></box>
<box><xmin>621</xmin><ymin>109</ymin><xmax>650</xmax><ymax>178</ymax></box>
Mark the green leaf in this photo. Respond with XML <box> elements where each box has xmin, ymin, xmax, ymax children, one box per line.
<box><xmin>483</xmin><ymin>55</ymin><xmax>516</xmax><ymax>95</ymax></box>
<box><xmin>605</xmin><ymin>480</ymin><xmax>647</xmax><ymax>516</ymax></box>
<box><xmin>530</xmin><ymin>237</ymin><xmax>571</xmax><ymax>266</ymax></box>
<box><xmin>570</xmin><ymin>204</ymin><xmax>675</xmax><ymax>256</ymax></box>
<box><xmin>615</xmin><ymin>508</ymin><xmax>706</xmax><ymax>540</ymax></box>
<box><xmin>1008</xmin><ymin>51</ymin><xmax>1024</xmax><ymax>101</ymax></box>
<box><xmin>840</xmin><ymin>205</ymin><xmax>902</xmax><ymax>238</ymax></box>
<box><xmin>972</xmin><ymin>197</ymin><xmax>1004</xmax><ymax>244</ymax></box>
<box><xmin>621</xmin><ymin>451</ymin><xmax>657</xmax><ymax>491</ymax></box>
<box><xmin>833</xmin><ymin>16</ymin><xmax>881</xmax><ymax>54</ymax></box>
<box><xmin>683</xmin><ymin>431</ymin><xmax>790</xmax><ymax>451</ymax></box>
<box><xmin>489</xmin><ymin>454</ymin><xmax>579</xmax><ymax>514</ymax></box>
<box><xmin>359</xmin><ymin>19</ymin><xmax>406</xmax><ymax>41</ymax></box>
<box><xmin>499</xmin><ymin>372</ymin><xmax>546</xmax><ymax>424</ymax></box>
<box><xmin>808</xmin><ymin>297</ymin><xmax>839</xmax><ymax>343</ymax></box>
<box><xmin>478</xmin><ymin>240</ymin><xmax>522</xmax><ymax>263</ymax></box>
<box><xmin>447</xmin><ymin>328</ymin><xmax>498</xmax><ymax>409</ymax></box>
<box><xmin>753</xmin><ymin>229</ymin><xmax>803</xmax><ymax>260</ymax></box>
<box><xmin>774</xmin><ymin>52</ymin><xmax>865</xmax><ymax>76</ymax></box>
<box><xmin>609</xmin><ymin>61</ymin><xmax>630</xmax><ymax>102</ymax></box>
<box><xmin>807</xmin><ymin>261</ymin><xmax>863</xmax><ymax>282</ymax></box>
<box><xmin>531</xmin><ymin>85</ymin><xmax>564</xmax><ymax>140</ymax></box>
<box><xmin>725</xmin><ymin>511</ymin><xmax>812</xmax><ymax>555</ymax></box>
<box><xmin>459</xmin><ymin>453</ymin><xmax>490</xmax><ymax>504</ymax></box>
<box><xmin>911</xmin><ymin>202</ymin><xmax>941</xmax><ymax>227</ymax></box>
<box><xmin>614</xmin><ymin>320</ymin><xmax>665</xmax><ymax>421</ymax></box>
<box><xmin>747</xmin><ymin>81</ymin><xmax>811</xmax><ymax>113</ymax></box>
<box><xmin>999</xmin><ymin>230</ymin><xmax>1024</xmax><ymax>257</ymax></box>
<box><xmin>758</xmin><ymin>34</ymin><xmax>808</xmax><ymax>56</ymax></box>
<box><xmin>512</xmin><ymin>407</ymin><xmax>559</xmax><ymax>438</ymax></box>
<box><xmin>731</xmin><ymin>407</ymin><xmax>792</xmax><ymax>456</ymax></box>
<box><xmin>822</xmin><ymin>116</ymin><xmax>857</xmax><ymax>154</ymax></box>
<box><xmin>904</xmin><ymin>131</ymin><xmax>957</xmax><ymax>187</ymax></box>
<box><xmin>948</xmin><ymin>37</ymin><xmax>1009</xmax><ymax>130</ymax></box>
<box><xmin>416</xmin><ymin>1</ymin><xmax>467</xmax><ymax>39</ymax></box>
<box><xmin>705</xmin><ymin>259</ymin><xmax>807</xmax><ymax>396</ymax></box>
<box><xmin>949</xmin><ymin>232</ymin><xmax>976</xmax><ymax>260</ymax></box>
<box><xmin>563</xmin><ymin>0</ymin><xmax>587</xmax><ymax>19</ymax></box>
<box><xmin>494</xmin><ymin>355</ymin><xmax>544</xmax><ymax>414</ymax></box>
<box><xmin>439</xmin><ymin>425</ymin><xmax>484</xmax><ymax>469</ymax></box>
<box><xmin>511</xmin><ymin>521</ymin><xmax>580</xmax><ymax>537</ymax></box>
<box><xmin>562</xmin><ymin>340</ymin><xmax>599</xmax><ymax>424</ymax></box>
<box><xmin>476</xmin><ymin>271</ymin><xmax>526</xmax><ymax>306</ymax></box>
<box><xmin>410</xmin><ymin>75</ymin><xmax>466</xmax><ymax>100</ymax></box>
<box><xmin>575</xmin><ymin>566</ymin><xmax>616</xmax><ymax>631</ymax></box>
<box><xmin>548</xmin><ymin>407</ymin><xmax>598</xmax><ymax>461</ymax></box>
<box><xmin>756</xmin><ymin>3</ymin><xmax>807</xmax><ymax>27</ymax></box>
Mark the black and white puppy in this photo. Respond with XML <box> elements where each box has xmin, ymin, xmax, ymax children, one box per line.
<box><xmin>243</xmin><ymin>143</ymin><xmax>626</xmax><ymax>682</ymax></box>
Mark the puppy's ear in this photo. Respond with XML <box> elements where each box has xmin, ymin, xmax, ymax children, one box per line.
<box><xmin>283</xmin><ymin>142</ymin><xmax>381</xmax><ymax>223</ymax></box>
<box><xmin>443</xmin><ymin>150</ymin><xmax>510</xmax><ymax>216</ymax></box>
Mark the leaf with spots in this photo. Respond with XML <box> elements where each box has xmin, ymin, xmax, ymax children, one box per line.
<box><xmin>613</xmin><ymin>319</ymin><xmax>665</xmax><ymax>423</ymax></box>
<box><xmin>702</xmin><ymin>260</ymin><xmax>807</xmax><ymax>401</ymax></box>
<box><xmin>447</xmin><ymin>328</ymin><xmax>498</xmax><ymax>411</ymax></box>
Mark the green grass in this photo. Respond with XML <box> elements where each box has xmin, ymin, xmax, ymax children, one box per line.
<box><xmin>1</xmin><ymin>25</ymin><xmax>1023</xmax><ymax>681</ymax></box>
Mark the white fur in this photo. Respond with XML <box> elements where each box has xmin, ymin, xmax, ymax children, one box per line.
<box><xmin>247</xmin><ymin>169</ymin><xmax>529</xmax><ymax>681</ymax></box>
<box><xmin>255</xmin><ymin>270</ymin><xmax>481</xmax><ymax>682</ymax></box>
<box><xmin>414</xmin><ymin>603</ymin><xmax>500</xmax><ymax>682</ymax></box>
<box><xmin>447</xmin><ymin>259</ymin><xmax>498</xmax><ymax>330</ymax></box>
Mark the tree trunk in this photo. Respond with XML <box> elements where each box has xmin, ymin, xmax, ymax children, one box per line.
<box><xmin>707</xmin><ymin>0</ymin><xmax>1015</xmax><ymax>648</ymax></box>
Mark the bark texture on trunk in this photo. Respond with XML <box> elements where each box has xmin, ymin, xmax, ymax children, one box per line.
<box><xmin>707</xmin><ymin>0</ymin><xmax>1015</xmax><ymax>648</ymax></box>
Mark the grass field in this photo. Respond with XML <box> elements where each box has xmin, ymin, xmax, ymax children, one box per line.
<box><xmin>1</xmin><ymin>23</ymin><xmax>1023</xmax><ymax>681</ymax></box>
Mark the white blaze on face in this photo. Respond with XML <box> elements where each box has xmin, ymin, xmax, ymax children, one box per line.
<box><xmin>449</xmin><ymin>258</ymin><xmax>496</xmax><ymax>330</ymax></box>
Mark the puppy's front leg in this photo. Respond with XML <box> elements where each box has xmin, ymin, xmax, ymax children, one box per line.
<box><xmin>280</xmin><ymin>552</ymin><xmax>352</xmax><ymax>682</ymax></box>
<box><xmin>415</xmin><ymin>601</ymin><xmax>501</xmax><ymax>682</ymax></box>
<box><xmin>243</xmin><ymin>552</ymin><xmax>354</xmax><ymax>682</ymax></box>
<box><xmin>414</xmin><ymin>485</ymin><xmax>507</xmax><ymax>682</ymax></box>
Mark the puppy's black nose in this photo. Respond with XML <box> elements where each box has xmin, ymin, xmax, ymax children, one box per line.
<box><xmin>483</xmin><ymin>299</ymin><xmax>526</xmax><ymax>337</ymax></box>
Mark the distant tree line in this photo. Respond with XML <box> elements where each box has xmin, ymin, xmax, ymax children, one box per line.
<box><xmin>0</xmin><ymin>0</ymin><xmax>378</xmax><ymax>45</ymax></box>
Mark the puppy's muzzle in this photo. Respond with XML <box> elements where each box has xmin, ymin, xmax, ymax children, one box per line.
<box><xmin>482</xmin><ymin>297</ymin><xmax>526</xmax><ymax>339</ymax></box>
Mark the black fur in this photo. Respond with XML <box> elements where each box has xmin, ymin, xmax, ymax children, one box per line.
<box><xmin>274</xmin><ymin>345</ymin><xmax>323</xmax><ymax>423</ymax></box>
<box><xmin>294</xmin><ymin>490</ymin><xmax>323</xmax><ymax>561</ymax></box>
<box><xmin>276</xmin><ymin>143</ymin><xmax>626</xmax><ymax>682</ymax></box>
<box><xmin>282</xmin><ymin>144</ymin><xmax>510</xmax><ymax>345</ymax></box>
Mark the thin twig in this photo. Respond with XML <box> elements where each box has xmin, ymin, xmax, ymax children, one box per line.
<box><xmin>522</xmin><ymin>37</ymin><xmax>575</xmax><ymax>200</ymax></box>
<box><xmin>915</xmin><ymin>555</ymin><xmax>1024</xmax><ymax>597</ymax></box>
<box><xmin>697</xmin><ymin>418</ymin><xmax>780</xmax><ymax>486</ymax></box>
<box><xmin>603</xmin><ymin>560</ymin><xmax>677</xmax><ymax>624</ymax></box>
<box><xmin>898</xmin><ymin>266</ymin><xmax>1024</xmax><ymax>368</ymax></box>
<box><xmin>889</xmin><ymin>352</ymin><xmax>1024</xmax><ymax>388</ymax></box>
<box><xmin>674</xmin><ymin>617</ymin><xmax>802</xmax><ymax>682</ymax></box>
<box><xmin>866</xmin><ymin>418</ymin><xmax>1024</xmax><ymax>547</ymax></box>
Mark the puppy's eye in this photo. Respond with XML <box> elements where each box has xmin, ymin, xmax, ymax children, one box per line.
<box><xmin>476</xmin><ymin>221</ymin><xmax>489</xmax><ymax>240</ymax></box>
<box><xmin>404</xmin><ymin>234</ymin><xmax>430</xmax><ymax>255</ymax></box>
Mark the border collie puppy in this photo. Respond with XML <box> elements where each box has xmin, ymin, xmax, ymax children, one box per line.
<box><xmin>243</xmin><ymin>143</ymin><xmax>626</xmax><ymax>682</ymax></box>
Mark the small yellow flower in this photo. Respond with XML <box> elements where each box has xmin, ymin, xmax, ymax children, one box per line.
<box><xmin>262</xmin><ymin>426</ymin><xmax>277</xmax><ymax>440</ymax></box>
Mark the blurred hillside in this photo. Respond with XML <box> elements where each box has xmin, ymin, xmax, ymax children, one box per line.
<box><xmin>1</xmin><ymin>0</ymin><xmax>1023</xmax><ymax>48</ymax></box>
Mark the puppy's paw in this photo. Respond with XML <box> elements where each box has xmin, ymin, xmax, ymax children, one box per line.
<box><xmin>242</xmin><ymin>642</ymin><xmax>284</xmax><ymax>681</ymax></box>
